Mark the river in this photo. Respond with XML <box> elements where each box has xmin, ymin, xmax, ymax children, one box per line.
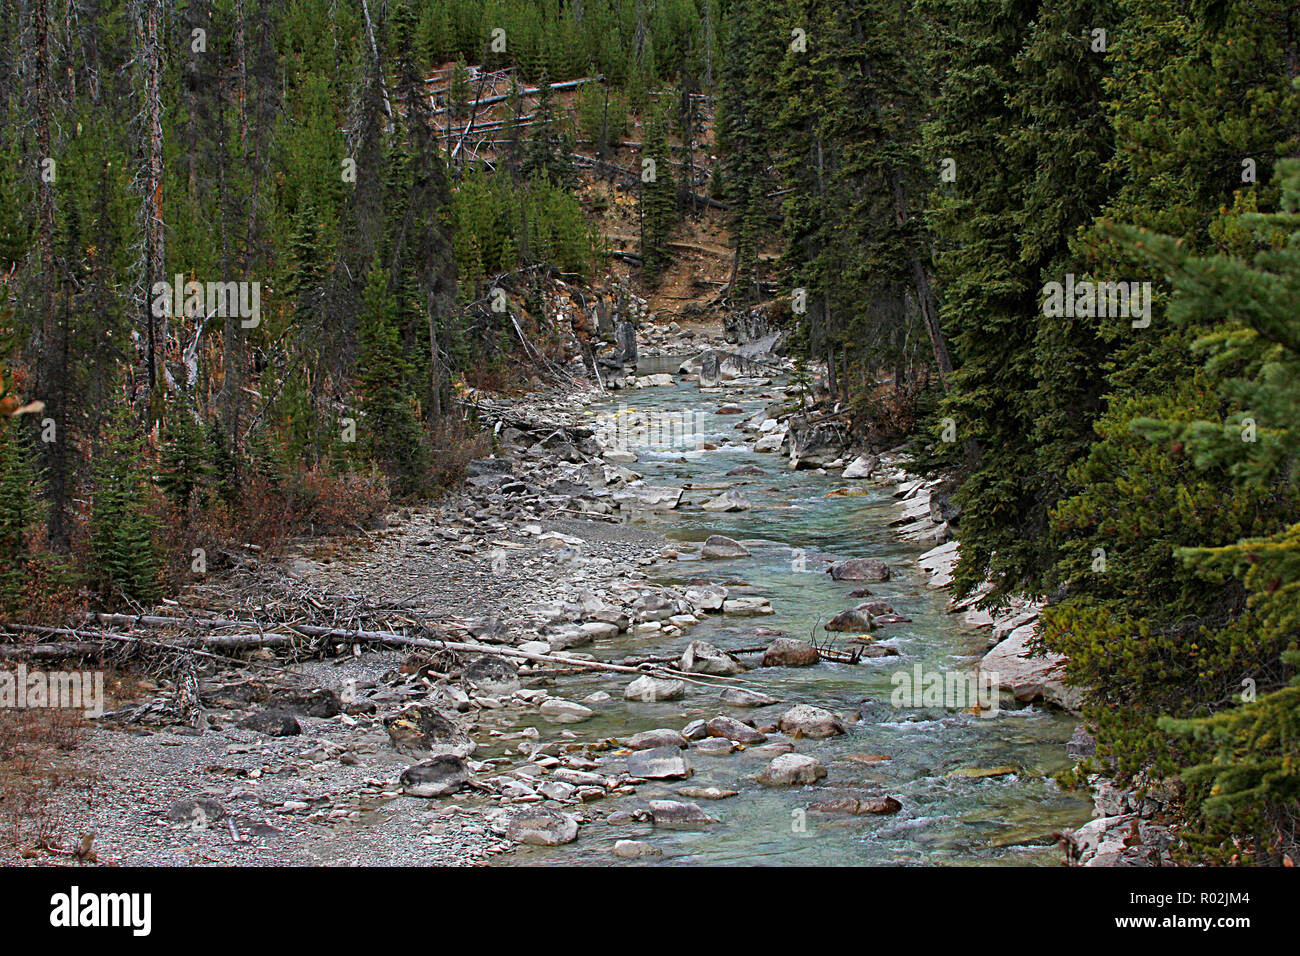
<box><xmin>495</xmin><ymin>372</ymin><xmax>1092</xmax><ymax>865</ymax></box>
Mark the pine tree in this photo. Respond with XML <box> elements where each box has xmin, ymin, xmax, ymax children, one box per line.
<box><xmin>157</xmin><ymin>398</ymin><xmax>212</xmax><ymax>512</ymax></box>
<box><xmin>357</xmin><ymin>259</ymin><xmax>430</xmax><ymax>497</ymax></box>
<box><xmin>521</xmin><ymin>74</ymin><xmax>577</xmax><ymax>189</ymax></box>
<box><xmin>638</xmin><ymin>106</ymin><xmax>677</xmax><ymax>285</ymax></box>
<box><xmin>0</xmin><ymin>417</ymin><xmax>38</xmax><ymax>611</ymax></box>
<box><xmin>1105</xmin><ymin>157</ymin><xmax>1300</xmax><ymax>862</ymax></box>
<box><xmin>89</xmin><ymin>408</ymin><xmax>162</xmax><ymax>605</ymax></box>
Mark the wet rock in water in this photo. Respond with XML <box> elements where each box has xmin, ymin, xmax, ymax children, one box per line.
<box><xmin>777</xmin><ymin>704</ymin><xmax>845</xmax><ymax>738</ymax></box>
<box><xmin>463</xmin><ymin>656</ymin><xmax>520</xmax><ymax>696</ymax></box>
<box><xmin>871</xmin><ymin>613</ymin><xmax>912</xmax><ymax>625</ymax></box>
<box><xmin>857</xmin><ymin>601</ymin><xmax>896</xmax><ymax>616</ymax></box>
<box><xmin>238</xmin><ymin>709</ymin><xmax>301</xmax><ymax>737</ymax></box>
<box><xmin>627</xmin><ymin>746</ymin><xmax>693</xmax><ymax>780</ymax></box>
<box><xmin>694</xmin><ymin>737</ymin><xmax>738</xmax><ymax>755</ymax></box>
<box><xmin>685</xmin><ymin>583</ymin><xmax>729</xmax><ymax>611</ymax></box>
<box><xmin>726</xmin><ymin>464</ymin><xmax>764</xmax><ymax>477</ymax></box>
<box><xmin>702</xmin><ymin>490</ymin><xmax>753</xmax><ymax>512</ymax></box>
<box><xmin>858</xmin><ymin>644</ymin><xmax>900</xmax><ymax>657</ymax></box>
<box><xmin>400</xmin><ymin>755</ymin><xmax>469</xmax><ymax>797</ymax></box>
<box><xmin>623</xmin><ymin>729</ymin><xmax>688</xmax><ymax>751</ymax></box>
<box><xmin>828</xmin><ymin>558</ymin><xmax>891</xmax><ymax>582</ymax></box>
<box><xmin>507</xmin><ymin>808</ymin><xmax>580</xmax><ymax>846</ymax></box>
<box><xmin>634</xmin><ymin>593</ymin><xmax>676</xmax><ymax>621</ymax></box>
<box><xmin>758</xmin><ymin>753</ymin><xmax>828</xmax><ymax>786</ymax></box>
<box><xmin>700</xmin><ymin>535</ymin><xmax>751</xmax><ymax>559</ymax></box>
<box><xmin>749</xmin><ymin>741</ymin><xmax>795</xmax><ymax>759</ymax></box>
<box><xmin>166</xmin><ymin>798</ymin><xmax>225</xmax><ymax>826</ymax></box>
<box><xmin>539</xmin><ymin>698</ymin><xmax>595</xmax><ymax>724</ymax></box>
<box><xmin>677</xmin><ymin>786</ymin><xmax>738</xmax><ymax>800</ymax></box>
<box><xmin>948</xmin><ymin>766</ymin><xmax>1018</xmax><ymax>779</ymax></box>
<box><xmin>613</xmin><ymin>839</ymin><xmax>662</xmax><ymax>859</ymax></box>
<box><xmin>649</xmin><ymin>799</ymin><xmax>719</xmax><ymax>828</ymax></box>
<box><xmin>624</xmin><ymin>675</ymin><xmax>687</xmax><ymax>702</ymax></box>
<box><xmin>681</xmin><ymin>640</ymin><xmax>747</xmax><ymax>676</ymax></box>
<box><xmin>716</xmin><ymin>402</ymin><xmax>745</xmax><ymax>414</ymax></box>
<box><xmin>761</xmin><ymin>638</ymin><xmax>820</xmax><ymax>667</ymax></box>
<box><xmin>847</xmin><ymin>587</ymin><xmax>874</xmax><ymax>598</ymax></box>
<box><xmin>705</xmin><ymin>714</ymin><xmax>767</xmax><ymax>744</ymax></box>
<box><xmin>825</xmin><ymin>607</ymin><xmax>876</xmax><ymax>632</ymax></box>
<box><xmin>681</xmin><ymin>719</ymin><xmax>709</xmax><ymax>740</ymax></box>
<box><xmin>809</xmin><ymin>795</ymin><xmax>902</xmax><ymax>815</ymax></box>
<box><xmin>722</xmin><ymin>596</ymin><xmax>773</xmax><ymax>616</ymax></box>
<box><xmin>841</xmin><ymin>455</ymin><xmax>878</xmax><ymax>479</ymax></box>
<box><xmin>720</xmin><ymin>687</ymin><xmax>781</xmax><ymax>708</ymax></box>
<box><xmin>384</xmin><ymin>705</ymin><xmax>474</xmax><ymax>757</ymax></box>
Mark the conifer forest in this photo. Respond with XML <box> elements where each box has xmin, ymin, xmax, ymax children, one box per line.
<box><xmin>0</xmin><ymin>0</ymin><xmax>1295</xmax><ymax>904</ymax></box>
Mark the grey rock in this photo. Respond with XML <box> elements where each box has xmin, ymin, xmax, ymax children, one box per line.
<box><xmin>627</xmin><ymin>746</ymin><xmax>693</xmax><ymax>780</ymax></box>
<box><xmin>758</xmin><ymin>753</ymin><xmax>827</xmax><ymax>786</ymax></box>
<box><xmin>400</xmin><ymin>755</ymin><xmax>469</xmax><ymax>797</ymax></box>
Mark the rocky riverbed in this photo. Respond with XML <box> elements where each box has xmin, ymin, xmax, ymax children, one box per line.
<box><xmin>24</xmin><ymin>321</ymin><xmax>1115</xmax><ymax>867</ymax></box>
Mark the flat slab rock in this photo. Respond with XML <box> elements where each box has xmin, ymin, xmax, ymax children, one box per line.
<box><xmin>627</xmin><ymin>746</ymin><xmax>693</xmax><ymax>780</ymax></box>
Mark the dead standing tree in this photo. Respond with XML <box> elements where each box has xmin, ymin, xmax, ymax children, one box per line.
<box><xmin>132</xmin><ymin>0</ymin><xmax>169</xmax><ymax>413</ymax></box>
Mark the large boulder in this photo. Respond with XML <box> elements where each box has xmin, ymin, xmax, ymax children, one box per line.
<box><xmin>757</xmin><ymin>753</ymin><xmax>827</xmax><ymax>786</ymax></box>
<box><xmin>400</xmin><ymin>755</ymin><xmax>470</xmax><ymax>797</ymax></box>
<box><xmin>681</xmin><ymin>640</ymin><xmax>747</xmax><ymax>677</ymax></box>
<box><xmin>980</xmin><ymin>622</ymin><xmax>1081</xmax><ymax>712</ymax></box>
<box><xmin>777</xmin><ymin>704</ymin><xmax>845</xmax><ymax>738</ymax></box>
<box><xmin>761</xmin><ymin>638</ymin><xmax>820</xmax><ymax>668</ymax></box>
<box><xmin>700</xmin><ymin>535</ymin><xmax>750</xmax><ymax>559</ymax></box>
<box><xmin>828</xmin><ymin>558</ymin><xmax>891</xmax><ymax>582</ymax></box>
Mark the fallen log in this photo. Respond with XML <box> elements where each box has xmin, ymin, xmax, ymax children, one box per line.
<box><xmin>13</xmin><ymin>616</ymin><xmax>750</xmax><ymax>689</ymax></box>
